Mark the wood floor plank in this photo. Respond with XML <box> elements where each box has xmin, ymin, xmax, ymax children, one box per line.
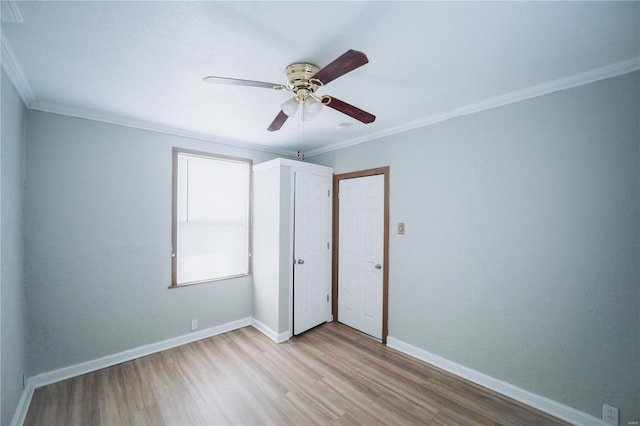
<box><xmin>24</xmin><ymin>323</ymin><xmax>569</xmax><ymax>426</ymax></box>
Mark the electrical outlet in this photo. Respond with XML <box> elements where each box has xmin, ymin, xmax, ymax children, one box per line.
<box><xmin>602</xmin><ymin>404</ymin><xmax>619</xmax><ymax>425</ymax></box>
<box><xmin>190</xmin><ymin>319</ymin><xmax>198</xmax><ymax>331</ymax></box>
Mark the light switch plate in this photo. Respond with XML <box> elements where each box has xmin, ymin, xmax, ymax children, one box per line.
<box><xmin>398</xmin><ymin>222</ymin><xmax>405</xmax><ymax>235</ymax></box>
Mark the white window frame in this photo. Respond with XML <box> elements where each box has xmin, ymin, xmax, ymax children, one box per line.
<box><xmin>170</xmin><ymin>147</ymin><xmax>252</xmax><ymax>287</ymax></box>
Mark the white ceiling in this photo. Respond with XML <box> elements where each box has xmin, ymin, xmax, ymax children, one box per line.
<box><xmin>2</xmin><ymin>1</ymin><xmax>638</xmax><ymax>156</ymax></box>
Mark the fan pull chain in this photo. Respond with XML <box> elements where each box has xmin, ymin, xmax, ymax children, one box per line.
<box><xmin>301</xmin><ymin>104</ymin><xmax>305</xmax><ymax>161</ymax></box>
<box><xmin>296</xmin><ymin>101</ymin><xmax>305</xmax><ymax>161</ymax></box>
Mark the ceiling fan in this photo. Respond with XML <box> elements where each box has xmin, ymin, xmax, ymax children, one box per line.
<box><xmin>203</xmin><ymin>49</ymin><xmax>376</xmax><ymax>131</ymax></box>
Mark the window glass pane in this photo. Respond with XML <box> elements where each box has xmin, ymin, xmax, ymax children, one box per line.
<box><xmin>175</xmin><ymin>152</ymin><xmax>250</xmax><ymax>284</ymax></box>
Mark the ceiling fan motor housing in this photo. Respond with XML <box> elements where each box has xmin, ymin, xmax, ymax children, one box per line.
<box><xmin>285</xmin><ymin>63</ymin><xmax>321</xmax><ymax>100</ymax></box>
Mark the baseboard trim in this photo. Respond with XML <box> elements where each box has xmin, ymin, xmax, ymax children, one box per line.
<box><xmin>11</xmin><ymin>316</ymin><xmax>291</xmax><ymax>425</ymax></box>
<box><xmin>386</xmin><ymin>336</ymin><xmax>607</xmax><ymax>426</ymax></box>
<box><xmin>29</xmin><ymin>317</ymin><xmax>252</xmax><ymax>389</ymax></box>
<box><xmin>251</xmin><ymin>318</ymin><xmax>290</xmax><ymax>343</ymax></box>
<box><xmin>9</xmin><ymin>384</ymin><xmax>34</xmax><ymax>426</ymax></box>
<box><xmin>12</xmin><ymin>317</ymin><xmax>252</xmax><ymax>425</ymax></box>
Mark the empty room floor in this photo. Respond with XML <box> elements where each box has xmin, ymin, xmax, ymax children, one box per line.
<box><xmin>25</xmin><ymin>322</ymin><xmax>567</xmax><ymax>425</ymax></box>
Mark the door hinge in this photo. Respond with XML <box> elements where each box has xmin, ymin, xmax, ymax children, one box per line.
<box><xmin>327</xmin><ymin>294</ymin><xmax>329</xmax><ymax>302</ymax></box>
<box><xmin>328</xmin><ymin>189</ymin><xmax>331</xmax><ymax>197</ymax></box>
<box><xmin>327</xmin><ymin>242</ymin><xmax>330</xmax><ymax>249</ymax></box>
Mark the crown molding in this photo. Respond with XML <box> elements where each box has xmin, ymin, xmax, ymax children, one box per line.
<box><xmin>1</xmin><ymin>0</ymin><xmax>23</xmax><ymax>23</ymax></box>
<box><xmin>1</xmin><ymin>30</ymin><xmax>35</xmax><ymax>106</ymax></box>
<box><xmin>30</xmin><ymin>100</ymin><xmax>296</xmax><ymax>157</ymax></box>
<box><xmin>5</xmin><ymin>35</ymin><xmax>637</xmax><ymax>160</ymax></box>
<box><xmin>306</xmin><ymin>57</ymin><xmax>640</xmax><ymax>157</ymax></box>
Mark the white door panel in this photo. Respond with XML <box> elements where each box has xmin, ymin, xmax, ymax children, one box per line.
<box><xmin>293</xmin><ymin>172</ymin><xmax>332</xmax><ymax>335</ymax></box>
<box><xmin>338</xmin><ymin>174</ymin><xmax>384</xmax><ymax>339</ymax></box>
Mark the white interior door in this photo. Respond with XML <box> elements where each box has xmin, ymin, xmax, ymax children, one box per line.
<box><xmin>338</xmin><ymin>174</ymin><xmax>384</xmax><ymax>339</ymax></box>
<box><xmin>293</xmin><ymin>172</ymin><xmax>332</xmax><ymax>335</ymax></box>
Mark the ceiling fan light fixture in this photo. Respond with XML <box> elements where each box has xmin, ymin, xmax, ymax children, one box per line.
<box><xmin>205</xmin><ymin>50</ymin><xmax>375</xmax><ymax>131</ymax></box>
<box><xmin>281</xmin><ymin>97</ymin><xmax>299</xmax><ymax>117</ymax></box>
<box><xmin>302</xmin><ymin>96</ymin><xmax>323</xmax><ymax>122</ymax></box>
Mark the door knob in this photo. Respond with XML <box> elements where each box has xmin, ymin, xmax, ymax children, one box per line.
<box><xmin>375</xmin><ymin>264</ymin><xmax>382</xmax><ymax>269</ymax></box>
<box><xmin>297</xmin><ymin>259</ymin><xmax>305</xmax><ymax>265</ymax></box>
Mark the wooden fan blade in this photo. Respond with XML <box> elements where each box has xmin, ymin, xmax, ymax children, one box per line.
<box><xmin>324</xmin><ymin>97</ymin><xmax>376</xmax><ymax>124</ymax></box>
<box><xmin>312</xmin><ymin>49</ymin><xmax>369</xmax><ymax>85</ymax></box>
<box><xmin>203</xmin><ymin>76</ymin><xmax>280</xmax><ymax>89</ymax></box>
<box><xmin>267</xmin><ymin>110</ymin><xmax>289</xmax><ymax>131</ymax></box>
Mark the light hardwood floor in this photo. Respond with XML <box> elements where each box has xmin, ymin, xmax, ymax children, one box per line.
<box><xmin>25</xmin><ymin>322</ymin><xmax>568</xmax><ymax>425</ymax></box>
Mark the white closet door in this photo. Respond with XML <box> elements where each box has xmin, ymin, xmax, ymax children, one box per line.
<box><xmin>293</xmin><ymin>172</ymin><xmax>332</xmax><ymax>335</ymax></box>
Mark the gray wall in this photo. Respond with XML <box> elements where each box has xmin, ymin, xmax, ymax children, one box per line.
<box><xmin>24</xmin><ymin>110</ymin><xmax>283</xmax><ymax>375</ymax></box>
<box><xmin>1</xmin><ymin>71</ymin><xmax>28</xmax><ymax>425</ymax></box>
<box><xmin>312</xmin><ymin>72</ymin><xmax>640</xmax><ymax>423</ymax></box>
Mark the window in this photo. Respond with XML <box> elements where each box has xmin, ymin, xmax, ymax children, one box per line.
<box><xmin>171</xmin><ymin>148</ymin><xmax>251</xmax><ymax>287</ymax></box>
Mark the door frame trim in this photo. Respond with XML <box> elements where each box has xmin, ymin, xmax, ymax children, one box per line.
<box><xmin>332</xmin><ymin>166</ymin><xmax>390</xmax><ymax>343</ymax></box>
